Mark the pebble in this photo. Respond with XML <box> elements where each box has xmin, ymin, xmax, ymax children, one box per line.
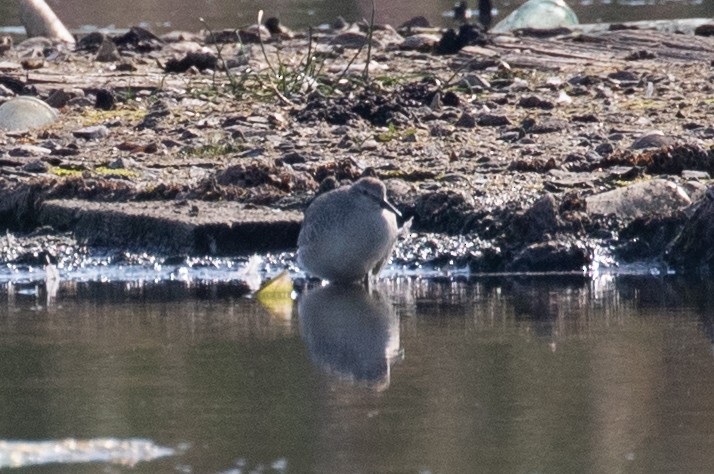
<box><xmin>73</xmin><ymin>125</ymin><xmax>110</xmax><ymax>140</ymax></box>
<box><xmin>594</xmin><ymin>142</ymin><xmax>615</xmax><ymax>156</ymax></box>
<box><xmin>518</xmin><ymin>95</ymin><xmax>554</xmax><ymax>110</ymax></box>
<box><xmin>361</xmin><ymin>139</ymin><xmax>379</xmax><ymax>150</ymax></box>
<box><xmin>455</xmin><ymin>112</ymin><xmax>476</xmax><ymax>128</ymax></box>
<box><xmin>22</xmin><ymin>160</ymin><xmax>49</xmax><ymax>173</ymax></box>
<box><xmin>9</xmin><ymin>144</ymin><xmax>51</xmax><ymax>157</ymax></box>
<box><xmin>478</xmin><ymin>113</ymin><xmax>510</xmax><ymax>127</ymax></box>
<box><xmin>630</xmin><ymin>131</ymin><xmax>674</xmax><ymax>149</ymax></box>
<box><xmin>529</xmin><ymin>119</ymin><xmax>566</xmax><ymax>134</ymax></box>
<box><xmin>95</xmin><ymin>37</ymin><xmax>121</xmax><ymax>62</ymax></box>
<box><xmin>334</xmin><ymin>31</ymin><xmax>371</xmax><ymax>49</ymax></box>
<box><xmin>400</xmin><ymin>34</ymin><xmax>440</xmax><ymax>51</ymax></box>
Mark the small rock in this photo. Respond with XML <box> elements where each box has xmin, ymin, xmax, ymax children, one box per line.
<box><xmin>510</xmin><ymin>193</ymin><xmax>561</xmax><ymax>242</ymax></box>
<box><xmin>606</xmin><ymin>166</ymin><xmax>642</xmax><ymax>181</ymax></box>
<box><xmin>67</xmin><ymin>96</ymin><xmax>94</xmax><ymax>108</ymax></box>
<box><xmin>571</xmin><ymin>113</ymin><xmax>599</xmax><ymax>123</ymax></box>
<box><xmin>556</xmin><ymin>90</ymin><xmax>572</xmax><ymax>104</ymax></box>
<box><xmin>402</xmin><ymin>132</ymin><xmax>417</xmax><ymax>143</ymax></box>
<box><xmin>499</xmin><ymin>130</ymin><xmax>523</xmax><ymax>142</ymax></box>
<box><xmin>164</xmin><ymin>51</ymin><xmax>217</xmax><ymax>73</ymax></box>
<box><xmin>459</xmin><ymin>74</ymin><xmax>490</xmax><ymax>90</ymax></box>
<box><xmin>529</xmin><ymin>119</ymin><xmax>566</xmax><ymax>134</ymax></box>
<box><xmin>22</xmin><ymin>159</ymin><xmax>49</xmax><ymax>173</ymax></box>
<box><xmin>478</xmin><ymin>113</ymin><xmax>510</xmax><ymax>127</ymax></box>
<box><xmin>113</xmin><ymin>26</ymin><xmax>164</xmax><ymax>52</ymax></box>
<box><xmin>361</xmin><ymin>139</ymin><xmax>379</xmax><ymax>150</ymax></box>
<box><xmin>400</xmin><ymin>34</ymin><xmax>440</xmax><ymax>51</ymax></box>
<box><xmin>334</xmin><ymin>31</ymin><xmax>371</xmax><ymax>49</ymax></box>
<box><xmin>607</xmin><ymin>70</ymin><xmax>639</xmax><ymax>83</ymax></box>
<box><xmin>73</xmin><ymin>125</ymin><xmax>110</xmax><ymax>140</ymax></box>
<box><xmin>510</xmin><ymin>78</ymin><xmax>530</xmax><ymax>91</ymax></box>
<box><xmin>694</xmin><ymin>24</ymin><xmax>714</xmax><ymax>37</ymax></box>
<box><xmin>21</xmin><ymin>58</ymin><xmax>44</xmax><ymax>70</ymax></box>
<box><xmin>281</xmin><ymin>152</ymin><xmax>307</xmax><ymax>165</ymax></box>
<box><xmin>95</xmin><ymin>89</ymin><xmax>115</xmax><ymax>110</ymax></box>
<box><xmin>518</xmin><ymin>95</ymin><xmax>554</xmax><ymax>110</ymax></box>
<box><xmin>682</xmin><ymin>170</ymin><xmax>710</xmax><ymax>180</ymax></box>
<box><xmin>332</xmin><ymin>17</ymin><xmax>348</xmax><ymax>30</ymax></box>
<box><xmin>594</xmin><ymin>85</ymin><xmax>614</xmax><ymax>99</ymax></box>
<box><xmin>439</xmin><ymin>92</ymin><xmax>457</xmax><ymax>108</ymax></box>
<box><xmin>76</xmin><ymin>32</ymin><xmax>106</xmax><ymax>52</ymax></box>
<box><xmin>630</xmin><ymin>131</ymin><xmax>674</xmax><ymax>150</ymax></box>
<box><xmin>625</xmin><ymin>50</ymin><xmax>656</xmax><ymax>60</ymax></box>
<box><xmin>594</xmin><ymin>142</ymin><xmax>614</xmax><ymax>157</ymax></box>
<box><xmin>51</xmin><ymin>144</ymin><xmax>80</xmax><ymax>156</ymax></box>
<box><xmin>429</xmin><ymin>92</ymin><xmax>441</xmax><ymax>110</ymax></box>
<box><xmin>45</xmin><ymin>89</ymin><xmax>71</xmax><ymax>108</ymax></box>
<box><xmin>455</xmin><ymin>112</ymin><xmax>477</xmax><ymax>128</ymax></box>
<box><xmin>569</xmin><ymin>75</ymin><xmax>599</xmax><ymax>86</ymax></box>
<box><xmin>9</xmin><ymin>144</ymin><xmax>52</xmax><ymax>157</ymax></box>
<box><xmin>430</xmin><ymin>125</ymin><xmax>452</xmax><ymax>137</ymax></box>
<box><xmin>107</xmin><ymin>157</ymin><xmax>133</xmax><ymax>169</ymax></box>
<box><xmin>95</xmin><ymin>37</ymin><xmax>121</xmax><ymax>62</ymax></box>
<box><xmin>568</xmin><ymin>85</ymin><xmax>590</xmax><ymax>96</ymax></box>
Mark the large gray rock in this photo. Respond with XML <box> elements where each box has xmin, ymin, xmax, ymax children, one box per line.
<box><xmin>509</xmin><ymin>193</ymin><xmax>561</xmax><ymax>242</ymax></box>
<box><xmin>585</xmin><ymin>179</ymin><xmax>692</xmax><ymax>222</ymax></box>
<box><xmin>666</xmin><ymin>191</ymin><xmax>714</xmax><ymax>269</ymax></box>
<box><xmin>38</xmin><ymin>199</ymin><xmax>302</xmax><ymax>255</ymax></box>
<box><xmin>0</xmin><ymin>96</ymin><xmax>58</xmax><ymax>131</ymax></box>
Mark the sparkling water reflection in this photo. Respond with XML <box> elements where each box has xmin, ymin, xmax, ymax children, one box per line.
<box><xmin>2</xmin><ymin>275</ymin><xmax>714</xmax><ymax>472</ymax></box>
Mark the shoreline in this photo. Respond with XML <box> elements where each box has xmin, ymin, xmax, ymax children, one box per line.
<box><xmin>1</xmin><ymin>18</ymin><xmax>714</xmax><ymax>274</ymax></box>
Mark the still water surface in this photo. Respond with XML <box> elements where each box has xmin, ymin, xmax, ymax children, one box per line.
<box><xmin>3</xmin><ymin>275</ymin><xmax>714</xmax><ymax>472</ymax></box>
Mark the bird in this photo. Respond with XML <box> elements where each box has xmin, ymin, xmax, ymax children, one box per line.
<box><xmin>297</xmin><ymin>177</ymin><xmax>400</xmax><ymax>284</ymax></box>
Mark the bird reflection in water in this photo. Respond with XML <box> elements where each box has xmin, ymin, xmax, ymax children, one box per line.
<box><xmin>298</xmin><ymin>284</ymin><xmax>402</xmax><ymax>389</ymax></box>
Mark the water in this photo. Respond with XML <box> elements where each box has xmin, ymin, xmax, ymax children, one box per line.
<box><xmin>3</xmin><ymin>274</ymin><xmax>714</xmax><ymax>472</ymax></box>
<box><xmin>0</xmin><ymin>0</ymin><xmax>711</xmax><ymax>36</ymax></box>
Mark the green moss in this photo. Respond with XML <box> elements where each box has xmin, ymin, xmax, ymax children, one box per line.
<box><xmin>80</xmin><ymin>107</ymin><xmax>145</xmax><ymax>125</ymax></box>
<box><xmin>180</xmin><ymin>141</ymin><xmax>243</xmax><ymax>157</ymax></box>
<box><xmin>50</xmin><ymin>167</ymin><xmax>83</xmax><ymax>177</ymax></box>
<box><xmin>95</xmin><ymin>166</ymin><xmax>138</xmax><ymax>177</ymax></box>
<box><xmin>376</xmin><ymin>124</ymin><xmax>418</xmax><ymax>143</ymax></box>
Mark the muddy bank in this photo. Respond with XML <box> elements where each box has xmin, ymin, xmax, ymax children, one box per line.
<box><xmin>1</xmin><ymin>19</ymin><xmax>714</xmax><ymax>273</ymax></box>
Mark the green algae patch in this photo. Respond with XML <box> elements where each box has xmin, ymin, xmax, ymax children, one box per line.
<box><xmin>50</xmin><ymin>167</ymin><xmax>84</xmax><ymax>177</ymax></box>
<box><xmin>95</xmin><ymin>166</ymin><xmax>138</xmax><ymax>178</ymax></box>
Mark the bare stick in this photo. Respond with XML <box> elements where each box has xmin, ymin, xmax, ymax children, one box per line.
<box><xmin>362</xmin><ymin>0</ymin><xmax>376</xmax><ymax>83</ymax></box>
